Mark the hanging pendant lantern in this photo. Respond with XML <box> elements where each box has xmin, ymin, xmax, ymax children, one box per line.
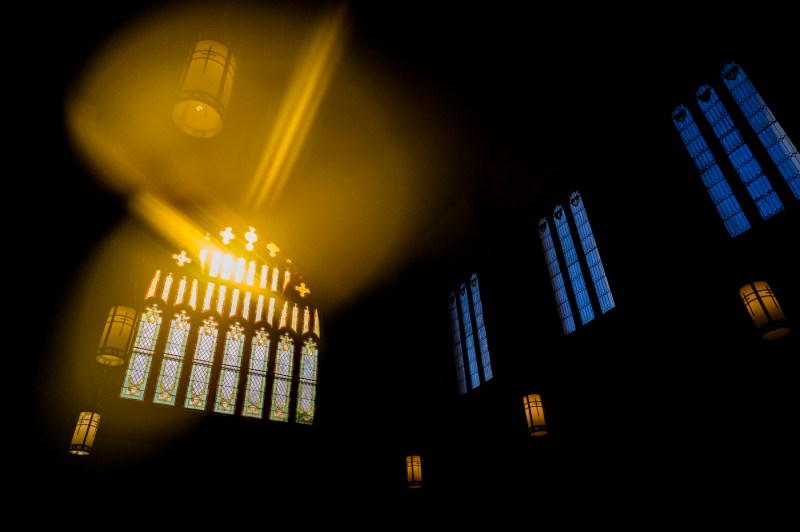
<box><xmin>68</xmin><ymin>411</ymin><xmax>101</xmax><ymax>456</ymax></box>
<box><xmin>523</xmin><ymin>393</ymin><xmax>548</xmax><ymax>437</ymax></box>
<box><xmin>406</xmin><ymin>454</ymin><xmax>423</xmax><ymax>488</ymax></box>
<box><xmin>173</xmin><ymin>39</ymin><xmax>236</xmax><ymax>138</ymax></box>
<box><xmin>740</xmin><ymin>281</ymin><xmax>791</xmax><ymax>340</ymax></box>
<box><xmin>95</xmin><ymin>305</ymin><xmax>137</xmax><ymax>366</ymax></box>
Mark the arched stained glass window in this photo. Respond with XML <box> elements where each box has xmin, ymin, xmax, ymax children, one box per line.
<box><xmin>554</xmin><ymin>204</ymin><xmax>593</xmax><ymax>326</ymax></box>
<box><xmin>538</xmin><ymin>218</ymin><xmax>576</xmax><ymax>334</ymax></box>
<box><xmin>538</xmin><ymin>191</ymin><xmax>614</xmax><ymax>335</ymax></box>
<box><xmin>722</xmin><ymin>62</ymin><xmax>800</xmax><ymax>200</ymax></box>
<box><xmin>242</xmin><ymin>328</ymin><xmax>270</xmax><ymax>419</ymax></box>
<box><xmin>153</xmin><ymin>310</ymin><xmax>191</xmax><ymax>406</ymax></box>
<box><xmin>458</xmin><ymin>281</ymin><xmax>480</xmax><ymax>390</ymax></box>
<box><xmin>269</xmin><ymin>333</ymin><xmax>295</xmax><ymax>421</ymax></box>
<box><xmin>448</xmin><ymin>291</ymin><xmax>468</xmax><ymax>395</ymax></box>
<box><xmin>184</xmin><ymin>317</ymin><xmax>219</xmax><ymax>411</ymax></box>
<box><xmin>696</xmin><ymin>84</ymin><xmax>783</xmax><ymax>221</ymax></box>
<box><xmin>213</xmin><ymin>322</ymin><xmax>245</xmax><ymax>414</ymax></box>
<box><xmin>672</xmin><ymin>104</ymin><xmax>751</xmax><ymax>238</ymax></box>
<box><xmin>112</xmin><ymin>224</ymin><xmax>323</xmax><ymax>426</ymax></box>
<box><xmin>569</xmin><ymin>192</ymin><xmax>615</xmax><ymax>314</ymax></box>
<box><xmin>120</xmin><ymin>304</ymin><xmax>163</xmax><ymax>400</ymax></box>
<box><xmin>449</xmin><ymin>273</ymin><xmax>493</xmax><ymax>394</ymax></box>
<box><xmin>295</xmin><ymin>338</ymin><xmax>319</xmax><ymax>425</ymax></box>
<box><xmin>469</xmin><ymin>273</ymin><xmax>493</xmax><ymax>382</ymax></box>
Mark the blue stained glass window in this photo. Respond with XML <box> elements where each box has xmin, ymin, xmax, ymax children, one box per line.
<box><xmin>569</xmin><ymin>192</ymin><xmax>615</xmax><ymax>314</ymax></box>
<box><xmin>696</xmin><ymin>85</ymin><xmax>783</xmax><ymax>220</ymax></box>
<box><xmin>449</xmin><ymin>292</ymin><xmax>468</xmax><ymax>395</ymax></box>
<box><xmin>722</xmin><ymin>62</ymin><xmax>800</xmax><ymax>200</ymax></box>
<box><xmin>554</xmin><ymin>205</ymin><xmax>594</xmax><ymax>325</ymax></box>
<box><xmin>458</xmin><ymin>282</ymin><xmax>480</xmax><ymax>390</ymax></box>
<box><xmin>469</xmin><ymin>273</ymin><xmax>493</xmax><ymax>382</ymax></box>
<box><xmin>672</xmin><ymin>104</ymin><xmax>750</xmax><ymax>237</ymax></box>
<box><xmin>538</xmin><ymin>218</ymin><xmax>575</xmax><ymax>334</ymax></box>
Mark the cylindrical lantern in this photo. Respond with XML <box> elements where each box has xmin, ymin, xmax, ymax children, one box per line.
<box><xmin>96</xmin><ymin>305</ymin><xmax>137</xmax><ymax>366</ymax></box>
<box><xmin>172</xmin><ymin>39</ymin><xmax>236</xmax><ymax>138</ymax></box>
<box><xmin>69</xmin><ymin>411</ymin><xmax>101</xmax><ymax>456</ymax></box>
<box><xmin>406</xmin><ymin>454</ymin><xmax>422</xmax><ymax>488</ymax></box>
<box><xmin>523</xmin><ymin>393</ymin><xmax>548</xmax><ymax>437</ymax></box>
<box><xmin>740</xmin><ymin>281</ymin><xmax>791</xmax><ymax>340</ymax></box>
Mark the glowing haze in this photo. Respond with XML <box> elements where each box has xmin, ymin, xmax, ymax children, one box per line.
<box><xmin>65</xmin><ymin>1</ymin><xmax>483</xmax><ymax>316</ymax></box>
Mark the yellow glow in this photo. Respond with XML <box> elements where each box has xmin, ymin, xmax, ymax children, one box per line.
<box><xmin>245</xmin><ymin>3</ymin><xmax>349</xmax><ymax>210</ymax></box>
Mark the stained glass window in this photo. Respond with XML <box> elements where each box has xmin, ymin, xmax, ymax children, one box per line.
<box><xmin>213</xmin><ymin>322</ymin><xmax>245</xmax><ymax>414</ymax></box>
<box><xmin>120</xmin><ymin>304</ymin><xmax>163</xmax><ymax>400</ymax></box>
<box><xmin>450</xmin><ymin>273</ymin><xmax>493</xmax><ymax>394</ymax></box>
<box><xmin>184</xmin><ymin>317</ymin><xmax>219</xmax><ymax>411</ymax></box>
<box><xmin>295</xmin><ymin>338</ymin><xmax>318</xmax><ymax>425</ymax></box>
<box><xmin>269</xmin><ymin>333</ymin><xmax>295</xmax><ymax>421</ymax></box>
<box><xmin>153</xmin><ymin>310</ymin><xmax>191</xmax><ymax>405</ymax></box>
<box><xmin>696</xmin><ymin>84</ymin><xmax>783</xmax><ymax>220</ymax></box>
<box><xmin>722</xmin><ymin>62</ymin><xmax>800</xmax><ymax>200</ymax></box>
<box><xmin>672</xmin><ymin>104</ymin><xmax>750</xmax><ymax>238</ymax></box>
<box><xmin>242</xmin><ymin>328</ymin><xmax>270</xmax><ymax>419</ymax></box>
<box><xmin>539</xmin><ymin>192</ymin><xmax>614</xmax><ymax>334</ymax></box>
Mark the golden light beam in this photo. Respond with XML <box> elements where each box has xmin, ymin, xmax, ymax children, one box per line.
<box><xmin>246</xmin><ymin>2</ymin><xmax>350</xmax><ymax>210</ymax></box>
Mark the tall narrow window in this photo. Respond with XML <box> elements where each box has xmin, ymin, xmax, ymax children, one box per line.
<box><xmin>242</xmin><ymin>328</ymin><xmax>270</xmax><ymax>419</ymax></box>
<box><xmin>213</xmin><ymin>322</ymin><xmax>245</xmax><ymax>414</ymax></box>
<box><xmin>722</xmin><ymin>62</ymin><xmax>800</xmax><ymax>200</ymax></box>
<box><xmin>449</xmin><ymin>273</ymin><xmax>493</xmax><ymax>394</ymax></box>
<box><xmin>672</xmin><ymin>104</ymin><xmax>751</xmax><ymax>238</ymax></box>
<box><xmin>120</xmin><ymin>304</ymin><xmax>163</xmax><ymax>400</ymax></box>
<box><xmin>184</xmin><ymin>317</ymin><xmax>220</xmax><ymax>411</ymax></box>
<box><xmin>295</xmin><ymin>338</ymin><xmax>319</xmax><ymax>425</ymax></box>
<box><xmin>538</xmin><ymin>191</ymin><xmax>614</xmax><ymax>335</ymax></box>
<box><xmin>696</xmin><ymin>84</ymin><xmax>783</xmax><ymax>221</ymax></box>
<box><xmin>269</xmin><ymin>333</ymin><xmax>295</xmax><ymax>421</ymax></box>
<box><xmin>153</xmin><ymin>310</ymin><xmax>191</xmax><ymax>406</ymax></box>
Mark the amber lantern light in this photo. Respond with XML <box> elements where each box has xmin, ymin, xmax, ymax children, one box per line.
<box><xmin>172</xmin><ymin>39</ymin><xmax>236</xmax><ymax>138</ymax></box>
<box><xmin>740</xmin><ymin>281</ymin><xmax>792</xmax><ymax>340</ymax></box>
<box><xmin>523</xmin><ymin>393</ymin><xmax>548</xmax><ymax>437</ymax></box>
<box><xmin>406</xmin><ymin>454</ymin><xmax>423</xmax><ymax>489</ymax></box>
<box><xmin>69</xmin><ymin>306</ymin><xmax>137</xmax><ymax>455</ymax></box>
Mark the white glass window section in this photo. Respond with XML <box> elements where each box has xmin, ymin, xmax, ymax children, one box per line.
<box><xmin>554</xmin><ymin>207</ymin><xmax>594</xmax><ymax>325</ymax></box>
<box><xmin>449</xmin><ymin>292</ymin><xmax>468</xmax><ymax>395</ymax></box>
<box><xmin>538</xmin><ymin>219</ymin><xmax>576</xmax><ymax>334</ymax></box>
<box><xmin>120</xmin><ymin>307</ymin><xmax>162</xmax><ymax>401</ymax></box>
<box><xmin>722</xmin><ymin>63</ymin><xmax>800</xmax><ymax>200</ymax></box>
<box><xmin>269</xmin><ymin>334</ymin><xmax>295</xmax><ymax>422</ymax></box>
<box><xmin>468</xmin><ymin>274</ymin><xmax>493</xmax><ymax>382</ymax></box>
<box><xmin>213</xmin><ymin>325</ymin><xmax>245</xmax><ymax>414</ymax></box>
<box><xmin>672</xmin><ymin>105</ymin><xmax>750</xmax><ymax>238</ymax></box>
<box><xmin>295</xmin><ymin>339</ymin><xmax>319</xmax><ymax>425</ymax></box>
<box><xmin>696</xmin><ymin>85</ymin><xmax>783</xmax><ymax>220</ymax></box>
<box><xmin>458</xmin><ymin>282</ymin><xmax>480</xmax><ymax>390</ymax></box>
<box><xmin>569</xmin><ymin>193</ymin><xmax>615</xmax><ymax>314</ymax></box>
<box><xmin>243</xmin><ymin>329</ymin><xmax>270</xmax><ymax>419</ymax></box>
<box><xmin>161</xmin><ymin>273</ymin><xmax>173</xmax><ymax>302</ymax></box>
<box><xmin>153</xmin><ymin>311</ymin><xmax>191</xmax><ymax>406</ymax></box>
<box><xmin>184</xmin><ymin>319</ymin><xmax>219</xmax><ymax>411</ymax></box>
<box><xmin>303</xmin><ymin>307</ymin><xmax>310</xmax><ymax>334</ymax></box>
